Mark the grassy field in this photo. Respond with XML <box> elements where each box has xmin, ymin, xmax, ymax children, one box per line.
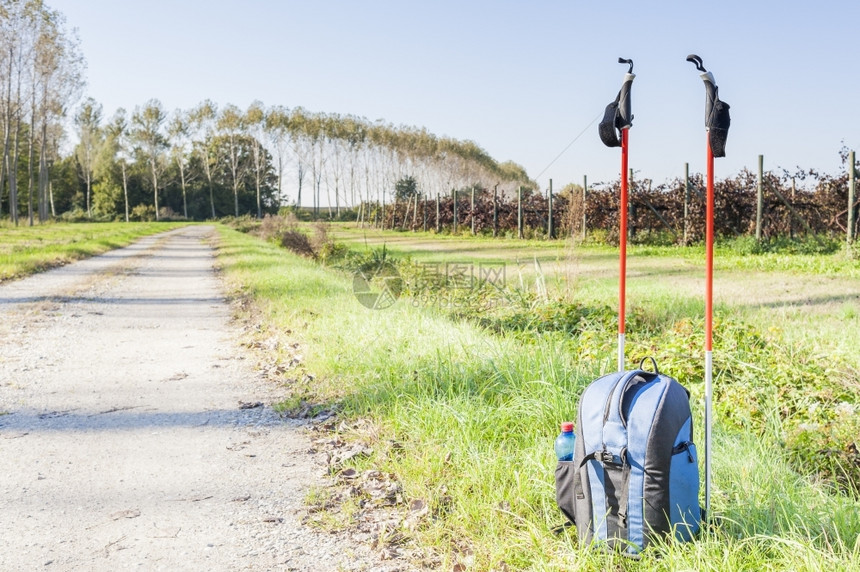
<box><xmin>0</xmin><ymin>221</ymin><xmax>190</xmax><ymax>282</ymax></box>
<box><xmin>216</xmin><ymin>223</ymin><xmax>860</xmax><ymax>571</ymax></box>
<box><xmin>332</xmin><ymin>226</ymin><xmax>860</xmax><ymax>368</ymax></box>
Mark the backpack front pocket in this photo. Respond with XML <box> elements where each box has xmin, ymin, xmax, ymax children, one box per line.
<box><xmin>669</xmin><ymin>441</ymin><xmax>700</xmax><ymax>541</ymax></box>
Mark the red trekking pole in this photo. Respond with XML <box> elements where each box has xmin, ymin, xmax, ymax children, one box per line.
<box><xmin>599</xmin><ymin>57</ymin><xmax>635</xmax><ymax>371</ymax></box>
<box><xmin>687</xmin><ymin>54</ymin><xmax>731</xmax><ymax>518</ymax></box>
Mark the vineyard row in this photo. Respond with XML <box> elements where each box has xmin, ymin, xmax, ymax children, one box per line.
<box><xmin>355</xmin><ymin>158</ymin><xmax>859</xmax><ymax>245</ymax></box>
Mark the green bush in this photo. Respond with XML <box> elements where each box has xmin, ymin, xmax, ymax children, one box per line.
<box><xmin>59</xmin><ymin>207</ymin><xmax>90</xmax><ymax>222</ymax></box>
<box><xmin>157</xmin><ymin>206</ymin><xmax>187</xmax><ymax>221</ymax></box>
<box><xmin>258</xmin><ymin>213</ymin><xmax>298</xmax><ymax>241</ymax></box>
<box><xmin>720</xmin><ymin>234</ymin><xmax>841</xmax><ymax>255</ymax></box>
<box><xmin>630</xmin><ymin>229</ymin><xmax>679</xmax><ymax>247</ymax></box>
<box><xmin>130</xmin><ymin>204</ymin><xmax>156</xmax><ymax>222</ymax></box>
<box><xmin>219</xmin><ymin>214</ymin><xmax>259</xmax><ymax>233</ymax></box>
<box><xmin>585</xmin><ymin>228</ymin><xmax>608</xmax><ymax>245</ymax></box>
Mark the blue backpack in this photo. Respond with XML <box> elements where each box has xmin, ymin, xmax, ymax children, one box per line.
<box><xmin>555</xmin><ymin>357</ymin><xmax>701</xmax><ymax>556</ymax></box>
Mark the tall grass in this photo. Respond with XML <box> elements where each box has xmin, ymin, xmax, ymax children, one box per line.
<box><xmin>215</xmin><ymin>226</ymin><xmax>860</xmax><ymax>571</ymax></box>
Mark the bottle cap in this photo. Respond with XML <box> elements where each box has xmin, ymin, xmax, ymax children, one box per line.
<box><xmin>561</xmin><ymin>421</ymin><xmax>574</xmax><ymax>433</ymax></box>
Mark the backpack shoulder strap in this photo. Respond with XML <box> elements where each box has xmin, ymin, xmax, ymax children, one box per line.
<box><xmin>604</xmin><ymin>369</ymin><xmax>656</xmax><ymax>451</ymax></box>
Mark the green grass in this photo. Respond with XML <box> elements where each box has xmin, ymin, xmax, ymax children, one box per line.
<box><xmin>331</xmin><ymin>224</ymin><xmax>860</xmax><ymax>370</ymax></box>
<box><xmin>216</xmin><ymin>225</ymin><xmax>860</xmax><ymax>571</ymax></box>
<box><xmin>331</xmin><ymin>224</ymin><xmax>860</xmax><ymax>278</ymax></box>
<box><xmin>0</xmin><ymin>221</ymin><xmax>190</xmax><ymax>282</ymax></box>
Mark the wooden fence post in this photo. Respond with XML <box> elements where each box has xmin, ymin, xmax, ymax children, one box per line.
<box><xmin>402</xmin><ymin>197</ymin><xmax>411</xmax><ymax>231</ymax></box>
<box><xmin>452</xmin><ymin>189</ymin><xmax>458</xmax><ymax>234</ymax></box>
<box><xmin>517</xmin><ymin>186</ymin><xmax>523</xmax><ymax>239</ymax></box>
<box><xmin>548</xmin><ymin>178</ymin><xmax>554</xmax><ymax>239</ymax></box>
<box><xmin>849</xmin><ymin>150</ymin><xmax>856</xmax><ymax>246</ymax></box>
<box><xmin>435</xmin><ymin>194</ymin><xmax>441</xmax><ymax>233</ymax></box>
<box><xmin>422</xmin><ymin>194</ymin><xmax>428</xmax><ymax>232</ymax></box>
<box><xmin>493</xmin><ymin>184</ymin><xmax>498</xmax><ymax>237</ymax></box>
<box><xmin>683</xmin><ymin>163</ymin><xmax>690</xmax><ymax>244</ymax></box>
<box><xmin>471</xmin><ymin>187</ymin><xmax>476</xmax><ymax>235</ymax></box>
<box><xmin>582</xmin><ymin>175</ymin><xmax>587</xmax><ymax>240</ymax></box>
<box><xmin>756</xmin><ymin>154</ymin><xmax>764</xmax><ymax>241</ymax></box>
<box><xmin>790</xmin><ymin>177</ymin><xmax>796</xmax><ymax>238</ymax></box>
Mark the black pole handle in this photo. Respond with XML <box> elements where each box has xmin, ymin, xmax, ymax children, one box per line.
<box><xmin>687</xmin><ymin>53</ymin><xmax>730</xmax><ymax>157</ymax></box>
<box><xmin>598</xmin><ymin>58</ymin><xmax>635</xmax><ymax>146</ymax></box>
<box><xmin>686</xmin><ymin>54</ymin><xmax>706</xmax><ymax>72</ymax></box>
<box><xmin>616</xmin><ymin>58</ymin><xmax>634</xmax><ymax>129</ymax></box>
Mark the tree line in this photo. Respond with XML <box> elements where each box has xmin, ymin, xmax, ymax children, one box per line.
<box><xmin>6</xmin><ymin>94</ymin><xmax>536</xmax><ymax>224</ymax></box>
<box><xmin>0</xmin><ymin>0</ymin><xmax>83</xmax><ymax>225</ymax></box>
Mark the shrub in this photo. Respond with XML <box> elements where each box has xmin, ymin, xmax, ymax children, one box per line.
<box><xmin>310</xmin><ymin>222</ymin><xmax>330</xmax><ymax>252</ymax></box>
<box><xmin>630</xmin><ymin>229</ymin><xmax>678</xmax><ymax>247</ymax></box>
<box><xmin>130</xmin><ymin>204</ymin><xmax>156</xmax><ymax>222</ymax></box>
<box><xmin>317</xmin><ymin>239</ymin><xmax>348</xmax><ymax>263</ymax></box>
<box><xmin>258</xmin><ymin>213</ymin><xmax>298</xmax><ymax>241</ymax></box>
<box><xmin>266</xmin><ymin>219</ymin><xmax>347</xmax><ymax>262</ymax></box>
<box><xmin>310</xmin><ymin>222</ymin><xmax>347</xmax><ymax>263</ymax></box>
<box><xmin>158</xmin><ymin>206</ymin><xmax>186</xmax><ymax>221</ymax></box>
<box><xmin>280</xmin><ymin>229</ymin><xmax>317</xmax><ymax>259</ymax></box>
<box><xmin>220</xmin><ymin>215</ymin><xmax>259</xmax><ymax>233</ymax></box>
<box><xmin>59</xmin><ymin>207</ymin><xmax>90</xmax><ymax>222</ymax></box>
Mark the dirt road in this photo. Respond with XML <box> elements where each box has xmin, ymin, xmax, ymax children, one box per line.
<box><xmin>0</xmin><ymin>226</ymin><xmax>373</xmax><ymax>571</ymax></box>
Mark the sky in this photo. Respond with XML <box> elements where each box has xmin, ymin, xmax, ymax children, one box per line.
<box><xmin>49</xmin><ymin>0</ymin><xmax>860</xmax><ymax>202</ymax></box>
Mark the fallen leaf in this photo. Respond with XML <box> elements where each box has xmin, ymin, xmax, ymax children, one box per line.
<box><xmin>339</xmin><ymin>468</ymin><xmax>358</xmax><ymax>481</ymax></box>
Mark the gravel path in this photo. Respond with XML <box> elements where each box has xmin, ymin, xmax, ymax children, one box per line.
<box><xmin>0</xmin><ymin>226</ymin><xmax>379</xmax><ymax>571</ymax></box>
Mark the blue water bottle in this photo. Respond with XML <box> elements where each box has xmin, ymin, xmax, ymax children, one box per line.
<box><xmin>555</xmin><ymin>421</ymin><xmax>576</xmax><ymax>461</ymax></box>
